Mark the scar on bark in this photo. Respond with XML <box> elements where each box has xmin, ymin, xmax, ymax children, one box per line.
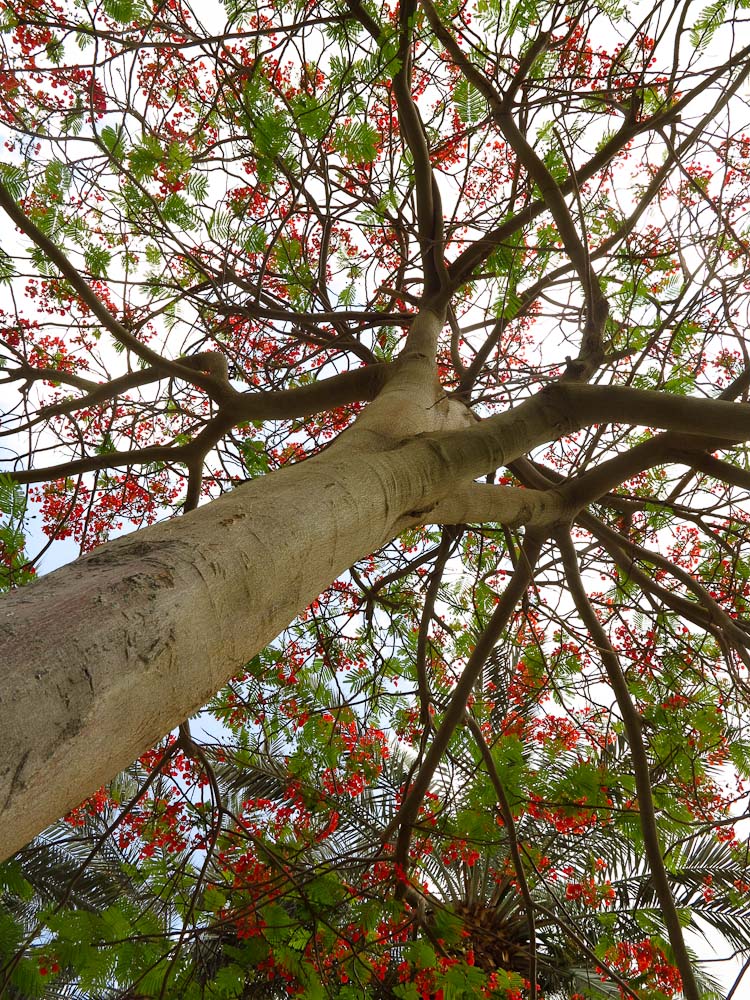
<box><xmin>2</xmin><ymin>751</ymin><xmax>30</xmax><ymax>812</ymax></box>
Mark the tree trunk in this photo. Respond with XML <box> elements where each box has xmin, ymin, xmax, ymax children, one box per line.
<box><xmin>0</xmin><ymin>325</ymin><xmax>475</xmax><ymax>859</ymax></box>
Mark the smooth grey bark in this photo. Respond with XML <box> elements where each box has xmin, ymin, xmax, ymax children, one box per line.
<box><xmin>4</xmin><ymin>312</ymin><xmax>750</xmax><ymax>859</ymax></box>
<box><xmin>0</xmin><ymin>420</ymin><xmax>441</xmax><ymax>858</ymax></box>
<box><xmin>0</xmin><ymin>310</ymin><xmax>473</xmax><ymax>860</ymax></box>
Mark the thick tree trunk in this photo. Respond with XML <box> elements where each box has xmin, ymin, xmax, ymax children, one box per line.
<box><xmin>6</xmin><ymin>303</ymin><xmax>745</xmax><ymax>859</ymax></box>
<box><xmin>0</xmin><ymin>325</ymin><xmax>475</xmax><ymax>859</ymax></box>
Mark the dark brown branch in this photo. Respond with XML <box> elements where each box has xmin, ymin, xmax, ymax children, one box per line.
<box><xmin>39</xmin><ymin>368</ymin><xmax>179</xmax><ymax>421</ymax></box>
<box><xmin>7</xmin><ymin>413</ymin><xmax>229</xmax><ymax>486</ymax></box>
<box><xmin>6</xmin><ymin>364</ymin><xmax>392</xmax><ymax>486</ymax></box>
<box><xmin>555</xmin><ymin>433</ymin><xmax>739</xmax><ymax>512</ymax></box>
<box><xmin>429</xmin><ymin>383</ymin><xmax>750</xmax><ymax>496</ymax></box>
<box><xmin>6</xmin><ymin>364</ymin><xmax>98</xmax><ymax>394</ymax></box>
<box><xmin>443</xmin><ymin>35</ymin><xmax>750</xmax><ymax>289</ymax></box>
<box><xmin>0</xmin><ymin>180</ymin><xmax>230</xmax><ymax>401</ymax></box>
<box><xmin>579</xmin><ymin>511</ymin><xmax>750</xmax><ymax>665</ymax></box>
<box><xmin>347</xmin><ymin>0</ymin><xmax>447</xmax><ymax>296</ymax></box>
<box><xmin>229</xmin><ymin>362</ymin><xmax>391</xmax><ymax>422</ymax></box>
<box><xmin>415</xmin><ymin>526</ymin><xmax>463</xmax><ymax>730</ymax></box>
<box><xmin>510</xmin><ymin>456</ymin><xmax>750</xmax><ymax>660</ymax></box>
<box><xmin>679</xmin><ymin>451</ymin><xmax>750</xmax><ymax>493</ymax></box>
<box><xmin>383</xmin><ymin>533</ymin><xmax>544</xmax><ymax>881</ymax></box>
<box><xmin>557</xmin><ymin>532</ymin><xmax>701</xmax><ymax>1000</ymax></box>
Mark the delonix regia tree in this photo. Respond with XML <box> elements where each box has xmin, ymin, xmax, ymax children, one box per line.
<box><xmin>2</xmin><ymin>0</ymin><xmax>750</xmax><ymax>995</ymax></box>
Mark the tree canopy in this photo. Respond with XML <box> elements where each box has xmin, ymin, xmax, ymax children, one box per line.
<box><xmin>2</xmin><ymin>0</ymin><xmax>750</xmax><ymax>996</ymax></box>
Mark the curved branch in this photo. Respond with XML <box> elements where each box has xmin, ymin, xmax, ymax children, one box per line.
<box><xmin>557</xmin><ymin>532</ymin><xmax>701</xmax><ymax>1000</ymax></box>
<box><xmin>442</xmin><ymin>32</ymin><xmax>750</xmax><ymax>289</ymax></box>
<box><xmin>0</xmin><ymin>180</ymin><xmax>230</xmax><ymax>401</ymax></box>
<box><xmin>556</xmin><ymin>433</ymin><xmax>735</xmax><ymax>512</ymax></box>
<box><xmin>680</xmin><ymin>451</ymin><xmax>750</xmax><ymax>493</ymax></box>
<box><xmin>7</xmin><ymin>413</ymin><xmax>229</xmax><ymax>485</ymax></box>
<box><xmin>428</xmin><ymin>382</ymin><xmax>750</xmax><ymax>492</ymax></box>
<box><xmin>4</xmin><ymin>364</ymin><xmax>98</xmax><ymax>394</ymax></box>
<box><xmin>230</xmin><ymin>362</ymin><xmax>392</xmax><ymax>422</ymax></box>
<box><xmin>6</xmin><ymin>364</ymin><xmax>393</xmax><ymax>486</ymax></box>
<box><xmin>383</xmin><ymin>533</ymin><xmax>543</xmax><ymax>880</ymax></box>
<box><xmin>415</xmin><ymin>526</ymin><xmax>463</xmax><ymax>731</ymax></box>
<box><xmin>579</xmin><ymin>511</ymin><xmax>750</xmax><ymax>667</ymax></box>
<box><xmin>347</xmin><ymin>0</ymin><xmax>447</xmax><ymax>296</ymax></box>
<box><xmin>427</xmin><ymin>481</ymin><xmax>569</xmax><ymax>530</ymax></box>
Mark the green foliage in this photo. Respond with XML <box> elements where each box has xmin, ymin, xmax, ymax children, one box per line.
<box><xmin>129</xmin><ymin>136</ymin><xmax>164</xmax><ymax>181</ymax></box>
<box><xmin>293</xmin><ymin>94</ymin><xmax>333</xmax><ymax>141</ymax></box>
<box><xmin>101</xmin><ymin>124</ymin><xmax>126</xmax><ymax>161</ymax></box>
<box><xmin>161</xmin><ymin>192</ymin><xmax>199</xmax><ymax>230</ymax></box>
<box><xmin>333</xmin><ymin>121</ymin><xmax>381</xmax><ymax>164</ymax></box>
<box><xmin>0</xmin><ymin>247</ymin><xmax>15</xmax><ymax>284</ymax></box>
<box><xmin>45</xmin><ymin>37</ymin><xmax>64</xmax><ymax>64</ymax></box>
<box><xmin>84</xmin><ymin>244</ymin><xmax>111</xmax><ymax>278</ymax></box>
<box><xmin>238</xmin><ymin>436</ymin><xmax>269</xmax><ymax>477</ymax></box>
<box><xmin>691</xmin><ymin>0</ymin><xmax>750</xmax><ymax>47</ymax></box>
<box><xmin>454</xmin><ymin>78</ymin><xmax>487</xmax><ymax>124</ymax></box>
<box><xmin>0</xmin><ymin>162</ymin><xmax>26</xmax><ymax>200</ymax></box>
<box><xmin>253</xmin><ymin>111</ymin><xmax>292</xmax><ymax>179</ymax></box>
<box><xmin>0</xmin><ymin>475</ymin><xmax>33</xmax><ymax>591</ymax></box>
<box><xmin>102</xmin><ymin>0</ymin><xmax>139</xmax><ymax>22</ymax></box>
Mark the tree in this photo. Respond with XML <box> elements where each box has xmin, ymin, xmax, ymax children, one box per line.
<box><xmin>2</xmin><ymin>0</ymin><xmax>750</xmax><ymax>994</ymax></box>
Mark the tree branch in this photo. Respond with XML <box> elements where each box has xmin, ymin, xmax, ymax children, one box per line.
<box><xmin>383</xmin><ymin>533</ymin><xmax>543</xmax><ymax>881</ymax></box>
<box><xmin>0</xmin><ymin>180</ymin><xmax>231</xmax><ymax>402</ymax></box>
<box><xmin>557</xmin><ymin>532</ymin><xmax>701</xmax><ymax>1000</ymax></box>
<box><xmin>442</xmin><ymin>34</ymin><xmax>750</xmax><ymax>289</ymax></box>
<box><xmin>414</xmin><ymin>526</ymin><xmax>463</xmax><ymax>731</ymax></box>
<box><xmin>427</xmin><ymin>482</ymin><xmax>569</xmax><ymax>530</ymax></box>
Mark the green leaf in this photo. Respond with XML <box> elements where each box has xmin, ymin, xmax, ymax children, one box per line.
<box><xmin>306</xmin><ymin>872</ymin><xmax>345</xmax><ymax>906</ymax></box>
<box><xmin>203</xmin><ymin>886</ymin><xmax>228</xmax><ymax>912</ymax></box>
<box><xmin>333</xmin><ymin>121</ymin><xmax>380</xmax><ymax>164</ymax></box>
<box><xmin>494</xmin><ymin>286</ymin><xmax>522</xmax><ymax>319</ymax></box>
<box><xmin>161</xmin><ymin>193</ymin><xmax>199</xmax><ymax>230</ymax></box>
<box><xmin>0</xmin><ymin>163</ymin><xmax>26</xmax><ymax>199</ymax></box>
<box><xmin>691</xmin><ymin>0</ymin><xmax>728</xmax><ymax>47</ymax></box>
<box><xmin>0</xmin><ymin>247</ymin><xmax>15</xmax><ymax>284</ymax></box>
<box><xmin>454</xmin><ymin>77</ymin><xmax>486</xmax><ymax>124</ymax></box>
<box><xmin>44</xmin><ymin>159</ymin><xmax>71</xmax><ymax>195</ymax></box>
<box><xmin>404</xmin><ymin>938</ymin><xmax>437</xmax><ymax>969</ymax></box>
<box><xmin>145</xmin><ymin>243</ymin><xmax>161</xmax><ymax>265</ymax></box>
<box><xmin>45</xmin><ymin>37</ymin><xmax>64</xmax><ymax>64</ymax></box>
<box><xmin>213</xmin><ymin>963</ymin><xmax>246</xmax><ymax>995</ymax></box>
<box><xmin>103</xmin><ymin>0</ymin><xmax>137</xmax><ymax>23</ymax></box>
<box><xmin>84</xmin><ymin>245</ymin><xmax>112</xmax><ymax>278</ymax></box>
<box><xmin>101</xmin><ymin>125</ymin><xmax>126</xmax><ymax>160</ymax></box>
<box><xmin>0</xmin><ymin>906</ymin><xmax>23</xmax><ymax>955</ymax></box>
<box><xmin>243</xmin><ymin>224</ymin><xmax>267</xmax><ymax>254</ymax></box>
<box><xmin>0</xmin><ymin>473</ymin><xmax>26</xmax><ymax>519</ymax></box>
<box><xmin>129</xmin><ymin>135</ymin><xmax>163</xmax><ymax>180</ymax></box>
<box><xmin>254</xmin><ymin>111</ymin><xmax>291</xmax><ymax>162</ymax></box>
<box><xmin>293</xmin><ymin>94</ymin><xmax>332</xmax><ymax>141</ymax></box>
<box><xmin>187</xmin><ymin>171</ymin><xmax>209</xmax><ymax>202</ymax></box>
<box><xmin>239</xmin><ymin>438</ymin><xmax>269</xmax><ymax>477</ymax></box>
<box><xmin>62</xmin><ymin>109</ymin><xmax>85</xmax><ymax>135</ymax></box>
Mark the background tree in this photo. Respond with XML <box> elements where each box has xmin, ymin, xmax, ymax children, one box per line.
<box><xmin>2</xmin><ymin>0</ymin><xmax>750</xmax><ymax>995</ymax></box>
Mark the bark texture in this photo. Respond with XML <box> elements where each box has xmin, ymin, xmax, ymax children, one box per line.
<box><xmin>0</xmin><ymin>337</ymin><xmax>475</xmax><ymax>859</ymax></box>
<box><xmin>5</xmin><ymin>294</ymin><xmax>750</xmax><ymax>862</ymax></box>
